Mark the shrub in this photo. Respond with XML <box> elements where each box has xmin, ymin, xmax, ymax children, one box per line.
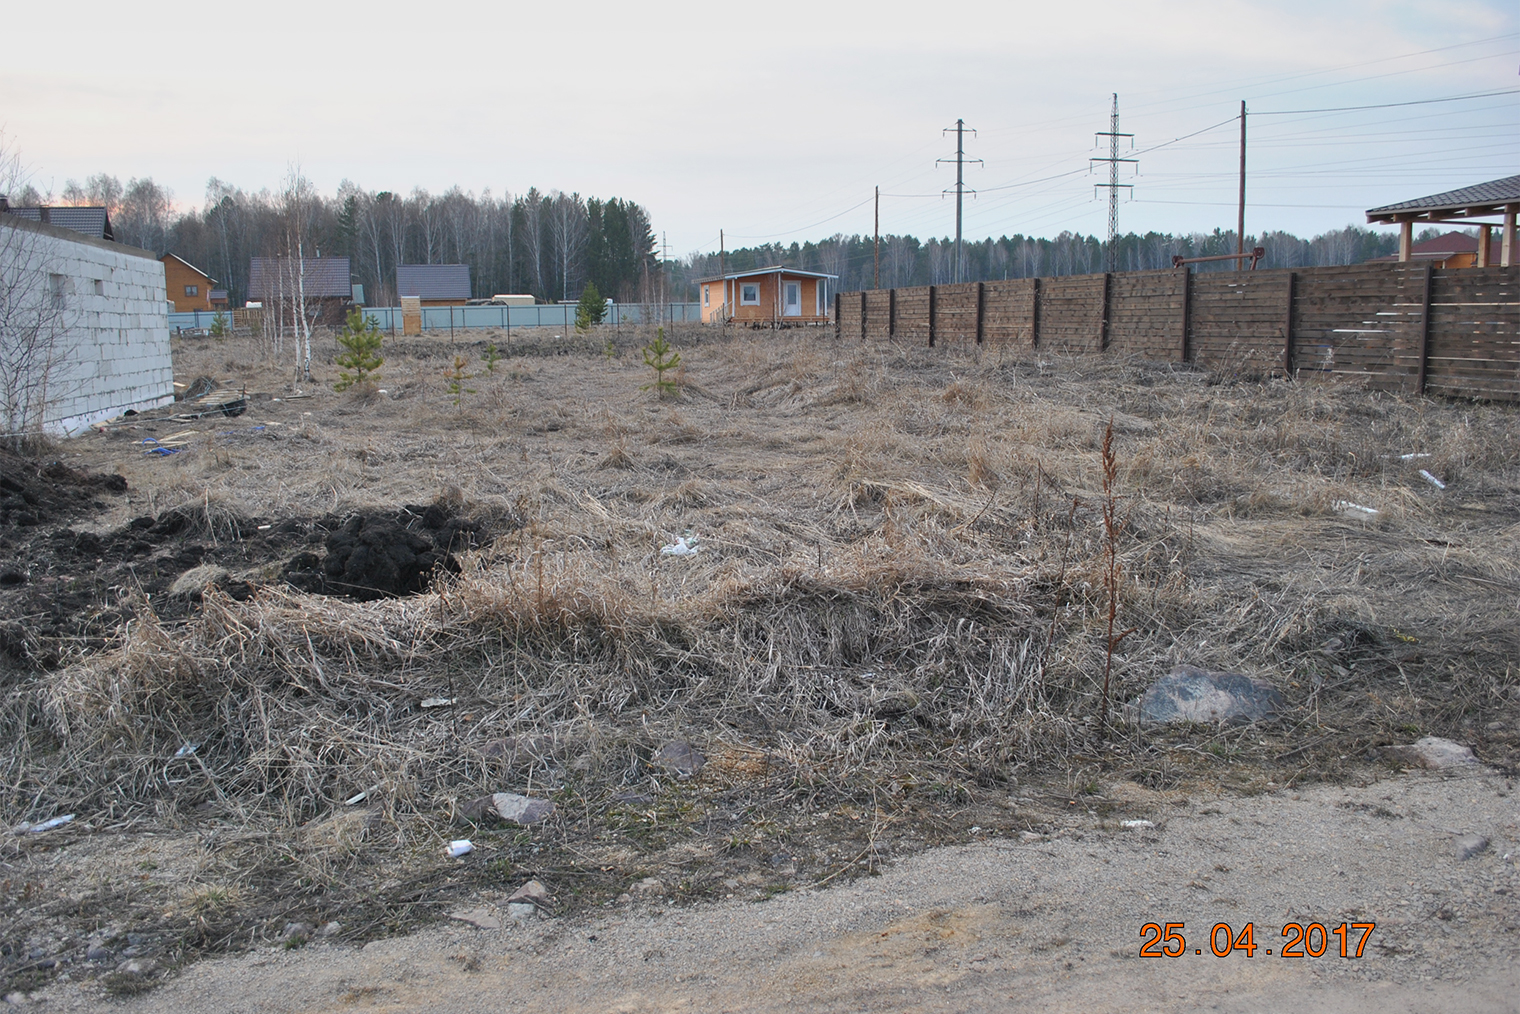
<box><xmin>575</xmin><ymin>282</ymin><xmax>606</xmax><ymax>332</ymax></box>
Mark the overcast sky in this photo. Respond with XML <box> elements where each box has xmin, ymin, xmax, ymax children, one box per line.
<box><xmin>4</xmin><ymin>0</ymin><xmax>1517</xmax><ymax>256</ymax></box>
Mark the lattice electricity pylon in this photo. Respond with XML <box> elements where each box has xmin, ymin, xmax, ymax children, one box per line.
<box><xmin>937</xmin><ymin>119</ymin><xmax>982</xmax><ymax>283</ymax></box>
<box><xmin>1091</xmin><ymin>93</ymin><xmax>1136</xmax><ymax>273</ymax></box>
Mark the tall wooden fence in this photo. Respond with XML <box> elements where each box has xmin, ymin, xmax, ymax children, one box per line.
<box><xmin>835</xmin><ymin>264</ymin><xmax>1520</xmax><ymax>400</ymax></box>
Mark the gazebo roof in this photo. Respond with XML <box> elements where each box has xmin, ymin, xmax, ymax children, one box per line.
<box><xmin>1367</xmin><ymin>175</ymin><xmax>1520</xmax><ymax>224</ymax></box>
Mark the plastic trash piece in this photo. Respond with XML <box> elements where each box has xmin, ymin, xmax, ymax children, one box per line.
<box><xmin>1397</xmin><ymin>452</ymin><xmax>1431</xmax><ymax>461</ymax></box>
<box><xmin>660</xmin><ymin>536</ymin><xmax>699</xmax><ymax>557</ymax></box>
<box><xmin>421</xmin><ymin>697</ymin><xmax>456</xmax><ymax>708</ymax></box>
<box><xmin>173</xmin><ymin>742</ymin><xmax>200</xmax><ymax>758</ymax></box>
<box><xmin>1332</xmin><ymin>501</ymin><xmax>1379</xmax><ymax>517</ymax></box>
<box><xmin>17</xmin><ymin>814</ymin><xmax>75</xmax><ymax>834</ymax></box>
<box><xmin>1121</xmin><ymin>819</ymin><xmax>1155</xmax><ymax>829</ymax></box>
<box><xmin>447</xmin><ymin>839</ymin><xmax>474</xmax><ymax>857</ymax></box>
<box><xmin>1419</xmin><ymin>469</ymin><xmax>1446</xmax><ymax>490</ymax></box>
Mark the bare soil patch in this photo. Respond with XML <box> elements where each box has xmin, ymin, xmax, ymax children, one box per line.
<box><xmin>2</xmin><ymin>324</ymin><xmax>1518</xmax><ymax>1000</ymax></box>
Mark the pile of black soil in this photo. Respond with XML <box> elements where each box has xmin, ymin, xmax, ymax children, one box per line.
<box><xmin>0</xmin><ymin>480</ymin><xmax>511</xmax><ymax>668</ymax></box>
<box><xmin>282</xmin><ymin>503</ymin><xmax>491</xmax><ymax>600</ymax></box>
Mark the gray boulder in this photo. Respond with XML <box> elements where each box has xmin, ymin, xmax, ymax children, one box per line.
<box><xmin>1137</xmin><ymin>665</ymin><xmax>1283</xmax><ymax>725</ymax></box>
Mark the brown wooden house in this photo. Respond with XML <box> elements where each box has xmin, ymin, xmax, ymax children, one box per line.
<box><xmin>161</xmin><ymin>253</ymin><xmax>227</xmax><ymax>311</ymax></box>
<box><xmin>696</xmin><ymin>267</ymin><xmax>835</xmax><ymax>325</ymax></box>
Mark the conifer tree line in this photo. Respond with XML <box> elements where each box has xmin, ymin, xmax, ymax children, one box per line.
<box><xmin>26</xmin><ymin>173</ymin><xmax>658</xmax><ymax>309</ymax></box>
<box><xmin>674</xmin><ymin>224</ymin><xmax>1416</xmax><ymax>296</ymax></box>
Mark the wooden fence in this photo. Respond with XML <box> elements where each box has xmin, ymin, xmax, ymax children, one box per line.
<box><xmin>835</xmin><ymin>264</ymin><xmax>1520</xmax><ymax>400</ymax></box>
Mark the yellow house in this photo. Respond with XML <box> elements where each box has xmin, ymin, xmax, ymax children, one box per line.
<box><xmin>160</xmin><ymin>253</ymin><xmax>225</xmax><ymax>312</ymax></box>
<box><xmin>696</xmin><ymin>267</ymin><xmax>835</xmax><ymax>325</ymax></box>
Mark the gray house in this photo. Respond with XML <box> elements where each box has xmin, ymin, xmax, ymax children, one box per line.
<box><xmin>397</xmin><ymin>264</ymin><xmax>470</xmax><ymax>306</ymax></box>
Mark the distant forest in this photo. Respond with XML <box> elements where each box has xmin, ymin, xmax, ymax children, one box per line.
<box><xmin>677</xmin><ymin>225</ymin><xmax>1418</xmax><ymax>296</ymax></box>
<box><xmin>20</xmin><ymin>173</ymin><xmax>1434</xmax><ymax>307</ymax></box>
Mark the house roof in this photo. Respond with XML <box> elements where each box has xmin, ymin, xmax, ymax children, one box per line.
<box><xmin>397</xmin><ymin>263</ymin><xmax>471</xmax><ymax>300</ymax></box>
<box><xmin>1368</xmin><ymin>230</ymin><xmax>1498</xmax><ymax>263</ymax></box>
<box><xmin>0</xmin><ymin>212</ymin><xmax>155</xmax><ymax>260</ymax></box>
<box><xmin>247</xmin><ymin>256</ymin><xmax>352</xmax><ymax>299</ymax></box>
<box><xmin>162</xmin><ymin>252</ymin><xmax>218</xmax><ymax>284</ymax></box>
<box><xmin>1366</xmin><ymin>175</ymin><xmax>1520</xmax><ymax>223</ymax></box>
<box><xmin>3</xmin><ymin>205</ymin><xmax>114</xmax><ymax>240</ymax></box>
<box><xmin>694</xmin><ymin>266</ymin><xmax>839</xmax><ymax>284</ymax></box>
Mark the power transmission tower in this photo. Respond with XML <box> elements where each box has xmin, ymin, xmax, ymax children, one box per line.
<box><xmin>938</xmin><ymin>119</ymin><xmax>981</xmax><ymax>283</ymax></box>
<box><xmin>1091</xmin><ymin>93</ymin><xmax>1136</xmax><ymax>272</ymax></box>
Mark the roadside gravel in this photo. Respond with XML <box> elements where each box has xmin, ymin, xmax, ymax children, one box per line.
<box><xmin>29</xmin><ymin>765</ymin><xmax>1520</xmax><ymax>1013</ymax></box>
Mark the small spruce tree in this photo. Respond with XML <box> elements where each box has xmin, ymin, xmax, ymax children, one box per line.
<box><xmin>481</xmin><ymin>343</ymin><xmax>504</xmax><ymax>373</ymax></box>
<box><xmin>575</xmin><ymin>282</ymin><xmax>607</xmax><ymax>332</ymax></box>
<box><xmin>444</xmin><ymin>354</ymin><xmax>476</xmax><ymax>409</ymax></box>
<box><xmin>209</xmin><ymin>309</ymin><xmax>229</xmax><ymax>338</ymax></box>
<box><xmin>333</xmin><ymin>309</ymin><xmax>384</xmax><ymax>392</ymax></box>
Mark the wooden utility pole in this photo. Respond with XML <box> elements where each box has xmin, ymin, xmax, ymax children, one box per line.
<box><xmin>719</xmin><ymin>229</ymin><xmax>726</xmax><ymax>314</ymax></box>
<box><xmin>873</xmin><ymin>185</ymin><xmax>880</xmax><ymax>290</ymax></box>
<box><xmin>1236</xmin><ymin>100</ymin><xmax>1247</xmax><ymax>271</ymax></box>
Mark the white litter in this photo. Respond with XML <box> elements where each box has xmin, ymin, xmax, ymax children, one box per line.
<box><xmin>16</xmin><ymin>814</ymin><xmax>75</xmax><ymax>834</ymax></box>
<box><xmin>1121</xmin><ymin>819</ymin><xmax>1155</xmax><ymax>829</ymax></box>
<box><xmin>421</xmin><ymin>697</ymin><xmax>456</xmax><ymax>708</ymax></box>
<box><xmin>174</xmin><ymin>742</ymin><xmax>199</xmax><ymax>758</ymax></box>
<box><xmin>1397</xmin><ymin>452</ymin><xmax>1431</xmax><ymax>461</ymax></box>
<box><xmin>447</xmin><ymin>840</ymin><xmax>474</xmax><ymax>857</ymax></box>
<box><xmin>1419</xmin><ymin>469</ymin><xmax>1447</xmax><ymax>490</ymax></box>
<box><xmin>1333</xmin><ymin>501</ymin><xmax>1379</xmax><ymax>517</ymax></box>
<box><xmin>660</xmin><ymin>536</ymin><xmax>699</xmax><ymax>557</ymax></box>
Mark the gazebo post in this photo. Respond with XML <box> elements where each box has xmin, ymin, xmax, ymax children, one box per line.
<box><xmin>1476</xmin><ymin>225</ymin><xmax>1491</xmax><ymax>268</ymax></box>
<box><xmin>1398</xmin><ymin>220</ymin><xmax>1412</xmax><ymax>262</ymax></box>
<box><xmin>1503</xmin><ymin>206</ymin><xmax>1516</xmax><ymax>268</ymax></box>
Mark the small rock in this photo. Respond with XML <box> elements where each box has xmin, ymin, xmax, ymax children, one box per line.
<box><xmin>448</xmin><ymin>908</ymin><xmax>502</xmax><ymax>930</ymax></box>
<box><xmin>461</xmin><ymin>792</ymin><xmax>556</xmax><ymax>825</ymax></box>
<box><xmin>85</xmin><ymin>945</ymin><xmax>112</xmax><ymax>962</ymax></box>
<box><xmin>117</xmin><ymin>958</ymin><xmax>158</xmax><ymax>977</ymax></box>
<box><xmin>280</xmin><ymin>922</ymin><xmax>313</xmax><ymax>940</ymax></box>
<box><xmin>1018</xmin><ymin>831</ymin><xmax>1043</xmax><ymax>842</ymax></box>
<box><xmin>1389</xmin><ymin>736</ymin><xmax>1478</xmax><ymax>770</ymax></box>
<box><xmin>506</xmin><ymin>879</ymin><xmax>551</xmax><ymax>919</ymax></box>
<box><xmin>633</xmin><ymin>877</ymin><xmax>666</xmax><ymax>896</ymax></box>
<box><xmin>317</xmin><ymin>922</ymin><xmax>342</xmax><ymax>938</ymax></box>
<box><xmin>652</xmin><ymin>740</ymin><xmax>706</xmax><ymax>779</ymax></box>
<box><xmin>1137</xmin><ymin>665</ymin><xmax>1283</xmax><ymax>725</ymax></box>
<box><xmin>1456</xmin><ymin>834</ymin><xmax>1490</xmax><ymax>861</ymax></box>
<box><xmin>168</xmin><ymin>564</ymin><xmax>231</xmax><ymax>599</ymax></box>
<box><xmin>119</xmin><ymin>945</ymin><xmax>145</xmax><ymax>958</ymax></box>
<box><xmin>3</xmin><ymin>993</ymin><xmax>28</xmax><ymax>1006</ymax></box>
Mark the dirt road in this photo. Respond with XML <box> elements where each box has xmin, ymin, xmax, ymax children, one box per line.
<box><xmin>23</xmin><ymin>765</ymin><xmax>1510</xmax><ymax>1013</ymax></box>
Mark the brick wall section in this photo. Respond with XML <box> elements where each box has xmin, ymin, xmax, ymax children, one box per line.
<box><xmin>4</xmin><ymin>218</ymin><xmax>175</xmax><ymax>434</ymax></box>
<box><xmin>836</xmin><ymin>263</ymin><xmax>1520</xmax><ymax>401</ymax></box>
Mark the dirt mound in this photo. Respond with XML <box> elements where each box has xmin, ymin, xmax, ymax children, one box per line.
<box><xmin>282</xmin><ymin>502</ymin><xmax>491</xmax><ymax>599</ymax></box>
<box><xmin>0</xmin><ymin>450</ymin><xmax>127</xmax><ymax>529</ymax></box>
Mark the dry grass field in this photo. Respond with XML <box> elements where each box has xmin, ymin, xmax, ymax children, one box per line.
<box><xmin>3</xmin><ymin>322</ymin><xmax>1518</xmax><ymax>996</ymax></box>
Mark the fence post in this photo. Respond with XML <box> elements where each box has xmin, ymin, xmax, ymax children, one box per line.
<box><xmin>927</xmin><ymin>285</ymin><xmax>937</xmax><ymax>347</ymax></box>
<box><xmin>1282</xmin><ymin>271</ymin><xmax>1295</xmax><ymax>377</ymax></box>
<box><xmin>860</xmin><ymin>291</ymin><xmax>867</xmax><ymax>340</ymax></box>
<box><xmin>1179</xmin><ymin>268</ymin><xmax>1192</xmax><ymax>364</ymax></box>
<box><xmin>1417</xmin><ymin>262</ymin><xmax>1433</xmax><ymax>395</ymax></box>
<box><xmin>889</xmin><ymin>289</ymin><xmax>897</xmax><ymax>338</ymax></box>
<box><xmin>1099</xmin><ymin>272</ymin><xmax>1112</xmax><ymax>352</ymax></box>
<box><xmin>976</xmin><ymin>281</ymin><xmax>985</xmax><ymax>344</ymax></box>
<box><xmin>834</xmin><ymin>292</ymin><xmax>840</xmax><ymax>339</ymax></box>
<box><xmin>1030</xmin><ymin>277</ymin><xmax>1041</xmax><ymax>349</ymax></box>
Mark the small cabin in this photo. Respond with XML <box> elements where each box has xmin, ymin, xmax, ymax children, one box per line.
<box><xmin>161</xmin><ymin>253</ymin><xmax>226</xmax><ymax>311</ymax></box>
<box><xmin>696</xmin><ymin>267</ymin><xmax>835</xmax><ymax>325</ymax></box>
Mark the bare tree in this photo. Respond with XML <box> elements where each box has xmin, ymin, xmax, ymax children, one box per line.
<box><xmin>0</xmin><ymin>137</ymin><xmax>71</xmax><ymax>449</ymax></box>
<box><xmin>547</xmin><ymin>191</ymin><xmax>588</xmax><ymax>301</ymax></box>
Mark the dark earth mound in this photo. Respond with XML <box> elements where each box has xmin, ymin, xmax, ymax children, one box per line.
<box><xmin>0</xmin><ymin>459</ymin><xmax>511</xmax><ymax>669</ymax></box>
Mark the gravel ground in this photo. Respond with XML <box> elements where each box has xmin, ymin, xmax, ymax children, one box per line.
<box><xmin>21</xmin><ymin>764</ymin><xmax>1517</xmax><ymax>1013</ymax></box>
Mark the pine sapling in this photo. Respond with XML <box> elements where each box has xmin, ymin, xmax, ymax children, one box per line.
<box><xmin>481</xmin><ymin>343</ymin><xmax>504</xmax><ymax>374</ymax></box>
<box><xmin>333</xmin><ymin>309</ymin><xmax>384</xmax><ymax>392</ymax></box>
<box><xmin>444</xmin><ymin>354</ymin><xmax>476</xmax><ymax>409</ymax></box>
<box><xmin>641</xmin><ymin>328</ymin><xmax>682</xmax><ymax>398</ymax></box>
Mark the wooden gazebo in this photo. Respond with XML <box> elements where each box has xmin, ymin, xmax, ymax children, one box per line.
<box><xmin>1367</xmin><ymin>175</ymin><xmax>1519</xmax><ymax>268</ymax></box>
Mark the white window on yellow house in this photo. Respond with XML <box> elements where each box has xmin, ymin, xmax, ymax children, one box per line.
<box><xmin>185</xmin><ymin>284</ymin><xmax>199</xmax><ymax>297</ymax></box>
<box><xmin>740</xmin><ymin>282</ymin><xmax>760</xmax><ymax>305</ymax></box>
<box><xmin>702</xmin><ymin>285</ymin><xmax>709</xmax><ymax>307</ymax></box>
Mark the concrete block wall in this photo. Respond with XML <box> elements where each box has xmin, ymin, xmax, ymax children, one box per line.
<box><xmin>10</xmin><ymin>223</ymin><xmax>176</xmax><ymax>435</ymax></box>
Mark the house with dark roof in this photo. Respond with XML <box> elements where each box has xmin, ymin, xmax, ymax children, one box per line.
<box><xmin>1367</xmin><ymin>231</ymin><xmax>1498</xmax><ymax>270</ymax></box>
<box><xmin>397</xmin><ymin>264</ymin><xmax>471</xmax><ymax>307</ymax></box>
<box><xmin>0</xmin><ymin>201</ymin><xmax>114</xmax><ymax>241</ymax></box>
<box><xmin>1366</xmin><ymin>175</ymin><xmax>1519</xmax><ymax>267</ymax></box>
<box><xmin>161</xmin><ymin>253</ymin><xmax>227</xmax><ymax>311</ymax></box>
<box><xmin>247</xmin><ymin>256</ymin><xmax>353</xmax><ymax>323</ymax></box>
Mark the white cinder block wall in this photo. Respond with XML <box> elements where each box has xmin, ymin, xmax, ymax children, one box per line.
<box><xmin>3</xmin><ymin>217</ymin><xmax>175</xmax><ymax>436</ymax></box>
